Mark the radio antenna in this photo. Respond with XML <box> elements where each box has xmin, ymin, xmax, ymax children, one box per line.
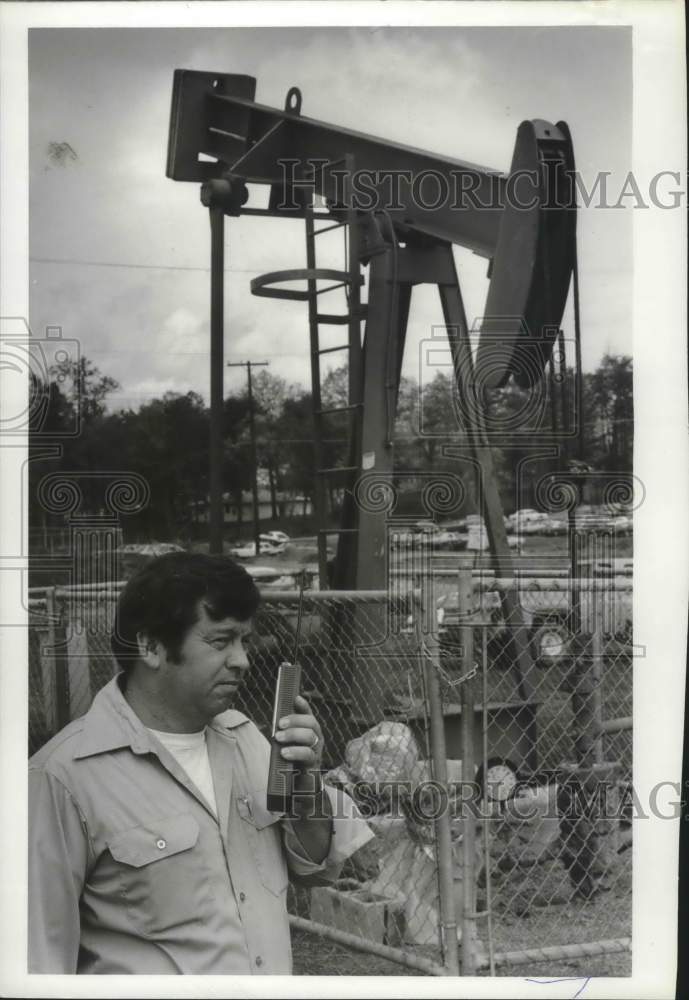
<box><xmin>292</xmin><ymin>576</ymin><xmax>306</xmax><ymax>664</ymax></box>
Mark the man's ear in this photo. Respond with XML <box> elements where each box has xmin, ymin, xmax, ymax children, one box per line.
<box><xmin>136</xmin><ymin>632</ymin><xmax>162</xmax><ymax>669</ymax></box>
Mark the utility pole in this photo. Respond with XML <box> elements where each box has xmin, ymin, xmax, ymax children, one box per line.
<box><xmin>227</xmin><ymin>361</ymin><xmax>269</xmax><ymax>556</ymax></box>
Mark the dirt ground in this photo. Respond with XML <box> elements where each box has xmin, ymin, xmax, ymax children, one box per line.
<box><xmin>292</xmin><ymin>926</ymin><xmax>630</xmax><ymax>978</ymax></box>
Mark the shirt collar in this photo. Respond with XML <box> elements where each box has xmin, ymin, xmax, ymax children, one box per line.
<box><xmin>73</xmin><ymin>674</ymin><xmax>250</xmax><ymax>760</ymax></box>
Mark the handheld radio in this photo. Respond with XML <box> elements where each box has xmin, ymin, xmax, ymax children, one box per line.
<box><xmin>266</xmin><ymin>584</ymin><xmax>305</xmax><ymax>813</ymax></box>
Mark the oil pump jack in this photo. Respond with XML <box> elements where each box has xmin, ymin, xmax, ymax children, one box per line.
<box><xmin>166</xmin><ymin>70</ymin><xmax>577</xmax><ymax>721</ymax></box>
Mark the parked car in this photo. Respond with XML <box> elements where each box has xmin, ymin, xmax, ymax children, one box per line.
<box><xmin>260</xmin><ymin>530</ymin><xmax>291</xmax><ymax>545</ymax></box>
<box><xmin>541</xmin><ymin>516</ymin><xmax>567</xmax><ymax>536</ymax></box>
<box><xmin>117</xmin><ymin>542</ymin><xmax>185</xmax><ymax>557</ymax></box>
<box><xmin>390</xmin><ymin>522</ymin><xmax>465</xmax><ymax>550</ymax></box>
<box><xmin>579</xmin><ymin>557</ymin><xmax>633</xmax><ymax>577</ymax></box>
<box><xmin>464</xmin><ymin>520</ymin><xmax>520</xmax><ymax>550</ymax></box>
<box><xmin>230</xmin><ymin>539</ymin><xmax>287</xmax><ymax>558</ymax></box>
<box><xmin>507</xmin><ymin>508</ymin><xmax>545</xmax><ymax>523</ymax></box>
<box><xmin>434</xmin><ymin>529</ymin><xmax>465</xmax><ymax>550</ymax></box>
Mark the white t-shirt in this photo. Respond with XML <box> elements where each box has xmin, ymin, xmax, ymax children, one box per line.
<box><xmin>147</xmin><ymin>727</ymin><xmax>218</xmax><ymax>816</ymax></box>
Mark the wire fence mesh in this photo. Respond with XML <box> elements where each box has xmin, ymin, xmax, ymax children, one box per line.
<box><xmin>240</xmin><ymin>590</ymin><xmax>457</xmax><ymax>970</ymax></box>
<box><xmin>435</xmin><ymin>573</ymin><xmax>633</xmax><ymax>975</ymax></box>
<box><xmin>27</xmin><ymin>574</ymin><xmax>633</xmax><ymax>976</ymax></box>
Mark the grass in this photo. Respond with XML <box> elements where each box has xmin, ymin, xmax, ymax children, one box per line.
<box><xmin>291</xmin><ymin>927</ymin><xmax>421</xmax><ymax>976</ymax></box>
<box><xmin>291</xmin><ymin>924</ymin><xmax>630</xmax><ymax>979</ymax></box>
<box><xmin>289</xmin><ymin>821</ymin><xmax>632</xmax><ymax>978</ymax></box>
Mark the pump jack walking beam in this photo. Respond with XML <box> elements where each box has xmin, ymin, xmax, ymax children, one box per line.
<box><xmin>167</xmin><ymin>70</ymin><xmax>575</xmax><ymax>389</ymax></box>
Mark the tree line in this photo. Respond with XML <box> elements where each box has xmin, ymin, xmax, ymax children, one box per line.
<box><xmin>29</xmin><ymin>353</ymin><xmax>633</xmax><ymax>543</ymax></box>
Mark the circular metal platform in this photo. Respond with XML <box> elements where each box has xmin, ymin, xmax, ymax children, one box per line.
<box><xmin>250</xmin><ymin>267</ymin><xmax>361</xmax><ymax>301</ymax></box>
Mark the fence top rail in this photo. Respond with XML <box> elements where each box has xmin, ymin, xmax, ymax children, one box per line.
<box><xmin>29</xmin><ymin>575</ymin><xmax>633</xmax><ymax>601</ymax></box>
<box><xmin>260</xmin><ymin>589</ymin><xmax>421</xmax><ymax>603</ymax></box>
<box><xmin>391</xmin><ymin>567</ymin><xmax>633</xmax><ymax>578</ymax></box>
<box><xmin>27</xmin><ymin>586</ymin><xmax>422</xmax><ymax>605</ymax></box>
<box><xmin>474</xmin><ymin>577</ymin><xmax>633</xmax><ymax>592</ymax></box>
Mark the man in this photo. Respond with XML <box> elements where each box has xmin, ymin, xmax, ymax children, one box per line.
<box><xmin>29</xmin><ymin>552</ymin><xmax>373</xmax><ymax>974</ymax></box>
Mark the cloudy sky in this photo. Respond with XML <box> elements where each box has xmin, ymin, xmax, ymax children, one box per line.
<box><xmin>29</xmin><ymin>26</ymin><xmax>632</xmax><ymax>411</ymax></box>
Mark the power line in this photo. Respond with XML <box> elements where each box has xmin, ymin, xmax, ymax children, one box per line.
<box><xmin>96</xmin><ymin>348</ymin><xmax>308</xmax><ymax>359</ymax></box>
<box><xmin>29</xmin><ymin>256</ymin><xmax>263</xmax><ymax>274</ymax></box>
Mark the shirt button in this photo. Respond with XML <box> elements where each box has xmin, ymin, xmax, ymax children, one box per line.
<box><xmin>239</xmin><ymin>892</ymin><xmax>246</xmax><ymax>902</ymax></box>
<box><xmin>255</xmin><ymin>956</ymin><xmax>263</xmax><ymax>967</ymax></box>
<box><xmin>156</xmin><ymin>838</ymin><xmax>166</xmax><ymax>850</ymax></box>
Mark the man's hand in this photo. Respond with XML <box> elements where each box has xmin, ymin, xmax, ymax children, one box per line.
<box><xmin>275</xmin><ymin>695</ymin><xmax>331</xmax><ymax>850</ymax></box>
<box><xmin>274</xmin><ymin>694</ymin><xmax>323</xmax><ymax>773</ymax></box>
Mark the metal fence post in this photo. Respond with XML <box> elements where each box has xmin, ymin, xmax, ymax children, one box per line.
<box><xmin>457</xmin><ymin>560</ymin><xmax>478</xmax><ymax>975</ymax></box>
<box><xmin>590</xmin><ymin>575</ymin><xmax>604</xmax><ymax>765</ymax></box>
<box><xmin>420</xmin><ymin>592</ymin><xmax>460</xmax><ymax>976</ymax></box>
<box><xmin>52</xmin><ymin>594</ymin><xmax>71</xmax><ymax>731</ymax></box>
<box><xmin>480</xmin><ymin>623</ymin><xmax>496</xmax><ymax>975</ymax></box>
<box><xmin>42</xmin><ymin>587</ymin><xmax>59</xmax><ymax>735</ymax></box>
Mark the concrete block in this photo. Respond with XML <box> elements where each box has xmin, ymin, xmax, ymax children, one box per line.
<box><xmin>310</xmin><ymin>883</ymin><xmax>406</xmax><ymax>947</ymax></box>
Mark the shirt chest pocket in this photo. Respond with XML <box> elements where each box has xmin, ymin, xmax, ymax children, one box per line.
<box><xmin>236</xmin><ymin>795</ymin><xmax>289</xmax><ymax>897</ymax></box>
<box><xmin>106</xmin><ymin>812</ymin><xmax>212</xmax><ymax>937</ymax></box>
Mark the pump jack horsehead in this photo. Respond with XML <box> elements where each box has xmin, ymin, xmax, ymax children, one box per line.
<box><xmin>166</xmin><ymin>70</ymin><xmax>577</xmax><ymax>732</ymax></box>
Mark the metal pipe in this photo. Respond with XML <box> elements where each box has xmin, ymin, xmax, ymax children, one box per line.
<box><xmin>600</xmin><ymin>716</ymin><xmax>632</xmax><ymax>734</ymax></box>
<box><xmin>261</xmin><ymin>588</ymin><xmax>420</xmax><ymax>603</ymax></box>
<box><xmin>45</xmin><ymin>577</ymin><xmax>633</xmax><ymax>599</ymax></box>
<box><xmin>304</xmin><ymin>198</ymin><xmax>329</xmax><ymax>588</ymax></box>
<box><xmin>52</xmin><ymin>599</ymin><xmax>71</xmax><ymax>731</ymax></box>
<box><xmin>415</xmin><ymin>561</ymin><xmax>460</xmax><ymax>974</ymax></box>
<box><xmin>208</xmin><ymin>205</ymin><xmax>225</xmax><ymax>554</ymax></box>
<box><xmin>481</xmin><ymin>624</ymin><xmax>496</xmax><ymax>975</ymax></box>
<box><xmin>572</xmin><ymin>232</ymin><xmax>585</xmax><ymax>462</ymax></box>
<box><xmin>436</xmin><ymin>575</ymin><xmax>631</xmax><ymax>591</ymax></box>
<box><xmin>423</xmin><ymin>636</ymin><xmax>460</xmax><ymax>974</ymax></box>
<box><xmin>478</xmin><ymin>578</ymin><xmax>631</xmax><ymax>591</ymax></box>
<box><xmin>591</xmin><ymin>574</ymin><xmax>604</xmax><ymax>764</ymax></box>
<box><xmin>43</xmin><ymin>587</ymin><xmax>58</xmax><ymax>735</ymax></box>
<box><xmin>53</xmin><ymin>586</ymin><xmax>123</xmax><ymax>593</ymax></box>
<box><xmin>33</xmin><ymin>572</ymin><xmax>632</xmax><ymax>596</ymax></box>
<box><xmin>457</xmin><ymin>561</ymin><xmax>478</xmax><ymax>974</ymax></box>
<box><xmin>287</xmin><ymin>915</ymin><xmax>446</xmax><ymax>976</ymax></box>
<box><xmin>246</xmin><ymin>361</ymin><xmax>261</xmax><ymax>556</ymax></box>
<box><xmin>548</xmin><ymin>351</ymin><xmax>559</xmax><ymax>440</ymax></box>
<box><xmin>475</xmin><ymin>937</ymin><xmax>631</xmax><ymax>969</ymax></box>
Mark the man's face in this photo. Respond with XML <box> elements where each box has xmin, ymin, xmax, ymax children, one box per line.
<box><xmin>157</xmin><ymin>602</ymin><xmax>252</xmax><ymax>727</ymax></box>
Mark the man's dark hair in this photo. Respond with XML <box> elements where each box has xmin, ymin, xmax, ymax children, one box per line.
<box><xmin>111</xmin><ymin>552</ymin><xmax>261</xmax><ymax>671</ymax></box>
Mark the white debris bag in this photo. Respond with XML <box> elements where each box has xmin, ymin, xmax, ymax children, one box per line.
<box><xmin>344</xmin><ymin>721</ymin><xmax>421</xmax><ymax>785</ymax></box>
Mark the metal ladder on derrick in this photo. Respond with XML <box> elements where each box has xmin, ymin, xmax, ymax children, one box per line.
<box><xmin>303</xmin><ymin>155</ymin><xmax>366</xmax><ymax>588</ymax></box>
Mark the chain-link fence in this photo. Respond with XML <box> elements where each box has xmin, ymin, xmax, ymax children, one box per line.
<box><xmin>27</xmin><ymin>574</ymin><xmax>632</xmax><ymax>976</ymax></box>
<box><xmin>28</xmin><ymin>585</ymin><xmax>124</xmax><ymax>755</ymax></box>
<box><xmin>433</xmin><ymin>569</ymin><xmax>633</xmax><ymax>975</ymax></box>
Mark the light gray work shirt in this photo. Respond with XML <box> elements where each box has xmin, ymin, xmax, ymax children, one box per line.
<box><xmin>28</xmin><ymin>675</ymin><xmax>373</xmax><ymax>974</ymax></box>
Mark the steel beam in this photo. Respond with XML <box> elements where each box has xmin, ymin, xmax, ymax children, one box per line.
<box><xmin>208</xmin><ymin>206</ymin><xmax>225</xmax><ymax>554</ymax></box>
<box><xmin>167</xmin><ymin>70</ymin><xmax>504</xmax><ymax>256</ymax></box>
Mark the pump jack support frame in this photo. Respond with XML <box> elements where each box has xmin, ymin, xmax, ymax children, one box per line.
<box><xmin>166</xmin><ymin>69</ymin><xmax>576</xmax><ymax>724</ymax></box>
